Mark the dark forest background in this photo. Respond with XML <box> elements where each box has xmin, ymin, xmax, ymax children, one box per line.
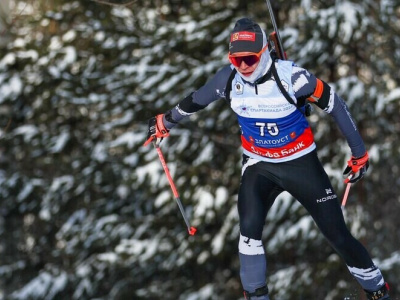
<box><xmin>0</xmin><ymin>0</ymin><xmax>399</xmax><ymax>299</ymax></box>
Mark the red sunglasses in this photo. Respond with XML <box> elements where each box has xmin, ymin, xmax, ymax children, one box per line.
<box><xmin>228</xmin><ymin>45</ymin><xmax>268</xmax><ymax>67</ymax></box>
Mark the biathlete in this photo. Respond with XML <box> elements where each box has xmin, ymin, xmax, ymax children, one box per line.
<box><xmin>144</xmin><ymin>17</ymin><xmax>390</xmax><ymax>300</ymax></box>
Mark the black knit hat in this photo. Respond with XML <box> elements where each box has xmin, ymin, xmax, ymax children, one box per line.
<box><xmin>229</xmin><ymin>18</ymin><xmax>264</xmax><ymax>55</ymax></box>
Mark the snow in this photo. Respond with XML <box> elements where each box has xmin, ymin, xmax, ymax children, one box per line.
<box><xmin>0</xmin><ymin>53</ymin><xmax>16</xmax><ymax>68</ymax></box>
<box><xmin>115</xmin><ymin>238</ymin><xmax>161</xmax><ymax>261</ymax></box>
<box><xmin>197</xmin><ymin>250</ymin><xmax>209</xmax><ymax>264</ymax></box>
<box><xmin>94</xmin><ymin>215</ymin><xmax>119</xmax><ymax>231</ymax></box>
<box><xmin>135</xmin><ymin>160</ymin><xmax>163</xmax><ymax>186</ymax></box>
<box><xmin>48</xmin><ymin>36</ymin><xmax>63</xmax><ymax>51</ymax></box>
<box><xmin>0</xmin><ymin>261</ymin><xmax>26</xmax><ymax>277</ymax></box>
<box><xmin>337</xmin><ymin>2</ymin><xmax>365</xmax><ymax>43</ymax></box>
<box><xmin>57</xmin><ymin>46</ymin><xmax>77</xmax><ymax>70</ymax></box>
<box><xmin>11</xmin><ymin>271</ymin><xmax>68</xmax><ymax>300</ymax></box>
<box><xmin>17</xmin><ymin>179</ymin><xmax>44</xmax><ymax>202</ymax></box>
<box><xmin>185</xmin><ymin>284</ymin><xmax>214</xmax><ymax>300</ymax></box>
<box><xmin>269</xmin><ymin>264</ymin><xmax>309</xmax><ymax>297</ymax></box>
<box><xmin>300</xmin><ymin>0</ymin><xmax>312</xmax><ymax>10</ymax></box>
<box><xmin>97</xmin><ymin>252</ymin><xmax>118</xmax><ymax>263</ymax></box>
<box><xmin>159</xmin><ymin>70</ymin><xmax>190</xmax><ymax>93</ymax></box>
<box><xmin>0</xmin><ymin>74</ymin><xmax>23</xmax><ymax>103</ymax></box>
<box><xmin>214</xmin><ymin>187</ymin><xmax>228</xmax><ymax>208</ymax></box>
<box><xmin>17</xmin><ymin>49</ymin><xmax>39</xmax><ymax>61</ymax></box>
<box><xmin>334</xmin><ymin>76</ymin><xmax>364</xmax><ymax>106</ymax></box>
<box><xmin>94</xmin><ymin>31</ymin><xmax>106</xmax><ymax>42</ymax></box>
<box><xmin>49</xmin><ymin>131</ymin><xmax>70</xmax><ymax>153</ymax></box>
<box><xmin>102</xmin><ymin>37</ymin><xmax>117</xmax><ymax>49</ymax></box>
<box><xmin>122</xmin><ymin>153</ymin><xmax>138</xmax><ymax>166</ymax></box>
<box><xmin>376</xmin><ymin>251</ymin><xmax>400</xmax><ymax>270</ymax></box>
<box><xmin>101</xmin><ymin>110</ymin><xmax>134</xmax><ymax>131</ymax></box>
<box><xmin>12</xmin><ymin>124</ymin><xmax>39</xmax><ymax>142</ymax></box>
<box><xmin>154</xmin><ymin>190</ymin><xmax>172</xmax><ymax>208</ymax></box>
<box><xmin>193</xmin><ymin>187</ymin><xmax>214</xmax><ymax>220</ymax></box>
<box><xmin>193</xmin><ymin>143</ymin><xmax>214</xmax><ymax>166</ymax></box>
<box><xmin>111</xmin><ymin>7</ymin><xmax>133</xmax><ymax>19</ymax></box>
<box><xmin>211</xmin><ymin>205</ymin><xmax>238</xmax><ymax>255</ymax></box>
<box><xmin>117</xmin><ymin>36</ymin><xmax>137</xmax><ymax>49</ymax></box>
<box><xmin>385</xmin><ymin>87</ymin><xmax>400</xmax><ymax>102</ymax></box>
<box><xmin>49</xmin><ymin>176</ymin><xmax>74</xmax><ymax>193</ymax></box>
<box><xmin>91</xmin><ymin>142</ymin><xmax>108</xmax><ymax>162</ymax></box>
<box><xmin>285</xmin><ymin>215</ymin><xmax>313</xmax><ymax>239</ymax></box>
<box><xmin>267</xmin><ymin>192</ymin><xmax>293</xmax><ymax>220</ymax></box>
<box><xmin>116</xmin><ymin>184</ymin><xmax>129</xmax><ymax>199</ymax></box>
<box><xmin>62</xmin><ymin>30</ymin><xmax>77</xmax><ymax>42</ymax></box>
<box><xmin>376</xmin><ymin>87</ymin><xmax>400</xmax><ymax>113</ymax></box>
<box><xmin>141</xmin><ymin>64</ymin><xmax>176</xmax><ymax>90</ymax></box>
<box><xmin>56</xmin><ymin>209</ymin><xmax>87</xmax><ymax>237</ymax></box>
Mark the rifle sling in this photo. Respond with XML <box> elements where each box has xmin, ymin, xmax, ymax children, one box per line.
<box><xmin>270</xmin><ymin>61</ymin><xmax>297</xmax><ymax>107</ymax></box>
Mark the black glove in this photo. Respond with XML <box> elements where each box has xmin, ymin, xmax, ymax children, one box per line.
<box><xmin>343</xmin><ymin>152</ymin><xmax>369</xmax><ymax>184</ymax></box>
<box><xmin>143</xmin><ymin>114</ymin><xmax>169</xmax><ymax>147</ymax></box>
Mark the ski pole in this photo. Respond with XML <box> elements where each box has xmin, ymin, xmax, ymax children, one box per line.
<box><xmin>341</xmin><ymin>182</ymin><xmax>352</xmax><ymax>209</ymax></box>
<box><xmin>153</xmin><ymin>142</ymin><xmax>197</xmax><ymax>236</ymax></box>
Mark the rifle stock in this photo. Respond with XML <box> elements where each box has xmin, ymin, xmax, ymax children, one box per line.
<box><xmin>268</xmin><ymin>31</ymin><xmax>287</xmax><ymax>60</ymax></box>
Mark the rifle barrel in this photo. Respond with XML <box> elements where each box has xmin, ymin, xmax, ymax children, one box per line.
<box><xmin>265</xmin><ymin>0</ymin><xmax>285</xmax><ymax>59</ymax></box>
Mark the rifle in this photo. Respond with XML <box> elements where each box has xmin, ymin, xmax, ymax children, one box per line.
<box><xmin>265</xmin><ymin>0</ymin><xmax>287</xmax><ymax>60</ymax></box>
<box><xmin>265</xmin><ymin>0</ymin><xmax>312</xmax><ymax>116</ymax></box>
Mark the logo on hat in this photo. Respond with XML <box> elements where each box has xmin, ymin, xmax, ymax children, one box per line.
<box><xmin>231</xmin><ymin>31</ymin><xmax>256</xmax><ymax>42</ymax></box>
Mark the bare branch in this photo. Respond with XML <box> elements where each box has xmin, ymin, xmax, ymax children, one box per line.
<box><xmin>90</xmin><ymin>0</ymin><xmax>137</xmax><ymax>7</ymax></box>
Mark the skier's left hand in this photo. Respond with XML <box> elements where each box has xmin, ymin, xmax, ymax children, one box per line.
<box><xmin>343</xmin><ymin>152</ymin><xmax>369</xmax><ymax>184</ymax></box>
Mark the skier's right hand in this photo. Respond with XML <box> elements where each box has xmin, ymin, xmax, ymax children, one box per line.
<box><xmin>143</xmin><ymin>114</ymin><xmax>169</xmax><ymax>147</ymax></box>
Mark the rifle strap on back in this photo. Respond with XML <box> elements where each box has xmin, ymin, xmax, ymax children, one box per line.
<box><xmin>224</xmin><ymin>68</ymin><xmax>237</xmax><ymax>104</ymax></box>
<box><xmin>270</xmin><ymin>60</ymin><xmax>296</xmax><ymax>106</ymax></box>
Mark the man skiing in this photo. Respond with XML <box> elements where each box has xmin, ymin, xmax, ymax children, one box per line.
<box><xmin>143</xmin><ymin>17</ymin><xmax>391</xmax><ymax>299</ymax></box>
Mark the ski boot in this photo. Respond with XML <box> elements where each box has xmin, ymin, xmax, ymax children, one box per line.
<box><xmin>243</xmin><ymin>285</ymin><xmax>269</xmax><ymax>300</ymax></box>
<box><xmin>365</xmin><ymin>282</ymin><xmax>391</xmax><ymax>300</ymax></box>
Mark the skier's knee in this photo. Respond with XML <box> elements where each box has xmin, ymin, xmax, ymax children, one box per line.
<box><xmin>239</xmin><ymin>233</ymin><xmax>265</xmax><ymax>255</ymax></box>
<box><xmin>239</xmin><ymin>218</ymin><xmax>264</xmax><ymax>242</ymax></box>
<box><xmin>323</xmin><ymin>228</ymin><xmax>349</xmax><ymax>251</ymax></box>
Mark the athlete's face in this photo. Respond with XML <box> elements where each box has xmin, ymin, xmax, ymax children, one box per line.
<box><xmin>228</xmin><ymin>45</ymin><xmax>267</xmax><ymax>77</ymax></box>
<box><xmin>237</xmin><ymin>59</ymin><xmax>260</xmax><ymax>77</ymax></box>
